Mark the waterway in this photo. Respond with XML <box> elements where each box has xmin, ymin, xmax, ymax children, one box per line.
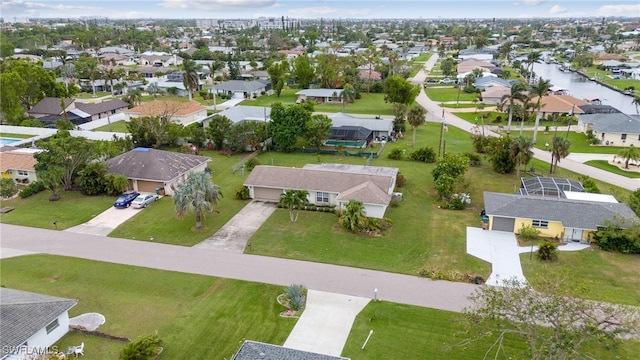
<box><xmin>530</xmin><ymin>60</ymin><xmax>636</xmax><ymax>114</ymax></box>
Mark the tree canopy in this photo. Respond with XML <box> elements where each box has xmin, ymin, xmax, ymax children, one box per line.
<box><xmin>383</xmin><ymin>76</ymin><xmax>420</xmax><ymax>105</ymax></box>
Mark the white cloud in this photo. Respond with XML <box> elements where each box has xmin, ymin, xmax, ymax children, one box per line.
<box><xmin>597</xmin><ymin>4</ymin><xmax>640</xmax><ymax>16</ymax></box>
<box><xmin>287</xmin><ymin>6</ymin><xmax>372</xmax><ymax>18</ymax></box>
<box><xmin>549</xmin><ymin>4</ymin><xmax>567</xmax><ymax>15</ymax></box>
<box><xmin>523</xmin><ymin>0</ymin><xmax>546</xmax><ymax>5</ymax></box>
<box><xmin>0</xmin><ymin>0</ymin><xmax>100</xmax><ymax>12</ymax></box>
<box><xmin>159</xmin><ymin>0</ymin><xmax>276</xmax><ymax>11</ymax></box>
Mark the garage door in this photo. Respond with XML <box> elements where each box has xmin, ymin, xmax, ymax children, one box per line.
<box><xmin>492</xmin><ymin>217</ymin><xmax>515</xmax><ymax>232</ymax></box>
<box><xmin>253</xmin><ymin>187</ymin><xmax>283</xmax><ymax>202</ymax></box>
<box><xmin>137</xmin><ymin>180</ymin><xmax>162</xmax><ymax>193</ymax></box>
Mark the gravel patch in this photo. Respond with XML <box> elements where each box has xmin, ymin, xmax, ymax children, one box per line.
<box><xmin>69</xmin><ymin>313</ymin><xmax>106</xmax><ymax>331</ymax></box>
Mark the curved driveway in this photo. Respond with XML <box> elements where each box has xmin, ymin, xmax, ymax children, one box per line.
<box><xmin>0</xmin><ymin>224</ymin><xmax>476</xmax><ymax>312</ymax></box>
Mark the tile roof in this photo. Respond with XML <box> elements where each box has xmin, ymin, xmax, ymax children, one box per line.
<box><xmin>0</xmin><ymin>288</ymin><xmax>77</xmax><ymax>355</ymax></box>
<box><xmin>232</xmin><ymin>340</ymin><xmax>349</xmax><ymax>360</ymax></box>
<box><xmin>245</xmin><ymin>165</ymin><xmax>395</xmax><ymax>206</ymax></box>
<box><xmin>578</xmin><ymin>113</ymin><xmax>640</xmax><ymax>133</ymax></box>
<box><xmin>105</xmin><ymin>148</ymin><xmax>210</xmax><ymax>181</ymax></box>
<box><xmin>28</xmin><ymin>97</ymin><xmax>74</xmax><ymax>116</ymax></box>
<box><xmin>481</xmin><ymin>85</ymin><xmax>511</xmax><ymax>98</ymax></box>
<box><xmin>75</xmin><ymin>99</ymin><xmax>129</xmax><ymax>115</ymax></box>
<box><xmin>0</xmin><ymin>151</ymin><xmax>37</xmax><ymax>172</ymax></box>
<box><xmin>483</xmin><ymin>191</ymin><xmax>638</xmax><ymax>230</ymax></box>
<box><xmin>124</xmin><ymin>100</ymin><xmax>205</xmax><ymax>117</ymax></box>
<box><xmin>526</xmin><ymin>94</ymin><xmax>589</xmax><ymax>114</ymax></box>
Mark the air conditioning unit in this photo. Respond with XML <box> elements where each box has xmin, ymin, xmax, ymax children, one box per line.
<box><xmin>392</xmin><ymin>192</ymin><xmax>403</xmax><ymax>201</ymax></box>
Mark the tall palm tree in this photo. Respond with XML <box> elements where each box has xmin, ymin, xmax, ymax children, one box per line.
<box><xmin>182</xmin><ymin>59</ymin><xmax>200</xmax><ymax>101</ymax></box>
<box><xmin>103</xmin><ymin>67</ymin><xmax>120</xmax><ymax>94</ymax></box>
<box><xmin>61</xmin><ymin>63</ymin><xmax>76</xmax><ymax>93</ymax></box>
<box><xmin>339</xmin><ymin>200</ymin><xmax>366</xmax><ymax>233</ymax></box>
<box><xmin>123</xmin><ymin>88</ymin><xmax>142</xmax><ymax>107</ymax></box>
<box><xmin>407</xmin><ymin>105</ymin><xmax>427</xmax><ymax>148</ymax></box>
<box><xmin>279</xmin><ymin>189</ymin><xmax>309</xmax><ymax>222</ymax></box>
<box><xmin>206</xmin><ymin>61</ymin><xmax>224</xmax><ymax>111</ymax></box>
<box><xmin>339</xmin><ymin>84</ymin><xmax>356</xmax><ymax>113</ymax></box>
<box><xmin>617</xmin><ymin>144</ymin><xmax>640</xmax><ymax>169</ymax></box>
<box><xmin>529</xmin><ymin>77</ymin><xmax>551</xmax><ymax>144</ymax></box>
<box><xmin>525</xmin><ymin>51</ymin><xmax>541</xmax><ymax>84</ymax></box>
<box><xmin>510</xmin><ymin>135</ymin><xmax>534</xmax><ymax>179</ymax></box>
<box><xmin>632</xmin><ymin>95</ymin><xmax>640</xmax><ymax>115</ymax></box>
<box><xmin>550</xmin><ymin>136</ymin><xmax>571</xmax><ymax>174</ymax></box>
<box><xmin>500</xmin><ymin>81</ymin><xmax>528</xmax><ymax>135</ymax></box>
<box><xmin>173</xmin><ymin>171</ymin><xmax>222</xmax><ymax>229</ymax></box>
<box><xmin>498</xmin><ymin>41</ymin><xmax>513</xmax><ymax>64</ymax></box>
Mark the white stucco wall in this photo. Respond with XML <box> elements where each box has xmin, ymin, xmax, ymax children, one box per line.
<box><xmin>23</xmin><ymin>312</ymin><xmax>71</xmax><ymax>355</ymax></box>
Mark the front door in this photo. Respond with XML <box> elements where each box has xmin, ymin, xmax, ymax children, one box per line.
<box><xmin>564</xmin><ymin>228</ymin><xmax>584</xmax><ymax>243</ymax></box>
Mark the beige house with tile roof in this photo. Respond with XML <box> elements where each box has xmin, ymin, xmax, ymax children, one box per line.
<box><xmin>123</xmin><ymin>100</ymin><xmax>206</xmax><ymax>126</ymax></box>
<box><xmin>244</xmin><ymin>164</ymin><xmax>399</xmax><ymax>218</ymax></box>
<box><xmin>523</xmin><ymin>94</ymin><xmax>589</xmax><ymax>118</ymax></box>
<box><xmin>0</xmin><ymin>148</ymin><xmax>39</xmax><ymax>185</ymax></box>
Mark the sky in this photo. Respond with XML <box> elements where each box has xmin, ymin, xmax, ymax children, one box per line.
<box><xmin>1</xmin><ymin>0</ymin><xmax>639</xmax><ymax>20</ymax></box>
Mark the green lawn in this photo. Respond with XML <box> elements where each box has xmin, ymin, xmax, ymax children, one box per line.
<box><xmin>453</xmin><ymin>111</ymin><xmax>569</xmax><ymax>128</ymax></box>
<box><xmin>425</xmin><ymin>87</ymin><xmax>479</xmax><ymax>102</ymax></box>
<box><xmin>75</xmin><ymin>91</ymin><xmax>111</xmax><ymax>99</ymax></box>
<box><xmin>442</xmin><ymin>103</ymin><xmax>487</xmax><ymax>109</ymax></box>
<box><xmin>412</xmin><ymin>53</ymin><xmax>432</xmax><ymax>62</ymax></box>
<box><xmin>239</xmin><ymin>87</ymin><xmax>298</xmax><ymax>107</ymax></box>
<box><xmin>0</xmin><ymin>255</ymin><xmax>297</xmax><ymax>359</ymax></box>
<box><xmin>519</xmin><ymin>130</ymin><xmax>626</xmax><ymax>154</ymax></box>
<box><xmin>92</xmin><ymin>120</ymin><xmax>130</xmax><ymax>133</ymax></box>
<box><xmin>0</xmin><ymin>132</ymin><xmax>35</xmax><ymax>139</ymax></box>
<box><xmin>0</xmin><ymin>190</ymin><xmax>114</xmax><ymax>230</ymax></box>
<box><xmin>579</xmin><ymin>66</ymin><xmax>639</xmax><ymax>95</ymax></box>
<box><xmin>342</xmin><ymin>300</ymin><xmax>640</xmax><ymax>359</ymax></box>
<box><xmin>584</xmin><ymin>160</ymin><xmax>640</xmax><ymax>178</ymax></box>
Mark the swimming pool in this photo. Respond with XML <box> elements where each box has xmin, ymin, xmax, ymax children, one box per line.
<box><xmin>323</xmin><ymin>139</ymin><xmax>367</xmax><ymax>148</ymax></box>
<box><xmin>0</xmin><ymin>137</ymin><xmax>22</xmax><ymax>146</ymax></box>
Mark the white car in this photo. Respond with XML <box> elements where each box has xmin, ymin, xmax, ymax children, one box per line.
<box><xmin>438</xmin><ymin>78</ymin><xmax>455</xmax><ymax>84</ymax></box>
<box><xmin>131</xmin><ymin>194</ymin><xmax>159</xmax><ymax>209</ymax></box>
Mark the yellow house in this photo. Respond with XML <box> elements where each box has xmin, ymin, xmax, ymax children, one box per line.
<box><xmin>0</xmin><ymin>148</ymin><xmax>39</xmax><ymax>185</ymax></box>
<box><xmin>483</xmin><ymin>191</ymin><xmax>639</xmax><ymax>244</ymax></box>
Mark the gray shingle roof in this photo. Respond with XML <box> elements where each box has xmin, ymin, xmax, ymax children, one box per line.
<box><xmin>218</xmin><ymin>105</ymin><xmax>271</xmax><ymax>124</ymax></box>
<box><xmin>106</xmin><ymin>148</ymin><xmax>210</xmax><ymax>181</ymax></box>
<box><xmin>28</xmin><ymin>97</ymin><xmax>74</xmax><ymax>116</ymax></box>
<box><xmin>245</xmin><ymin>165</ymin><xmax>396</xmax><ymax>206</ymax></box>
<box><xmin>232</xmin><ymin>340</ymin><xmax>349</xmax><ymax>360</ymax></box>
<box><xmin>215</xmin><ymin>80</ymin><xmax>267</xmax><ymax>93</ymax></box>
<box><xmin>1</xmin><ymin>288</ymin><xmax>77</xmax><ymax>355</ymax></box>
<box><xmin>75</xmin><ymin>99</ymin><xmax>129</xmax><ymax>115</ymax></box>
<box><xmin>483</xmin><ymin>191</ymin><xmax>639</xmax><ymax>230</ymax></box>
<box><xmin>329</xmin><ymin>113</ymin><xmax>394</xmax><ymax>133</ymax></box>
<box><xmin>578</xmin><ymin>113</ymin><xmax>640</xmax><ymax>133</ymax></box>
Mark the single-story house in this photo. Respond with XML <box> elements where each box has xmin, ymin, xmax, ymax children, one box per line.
<box><xmin>474</xmin><ymin>76</ymin><xmax>512</xmax><ymax>90</ymax></box>
<box><xmin>213</xmin><ymin>80</ymin><xmax>269</xmax><ymax>99</ymax></box>
<box><xmin>244</xmin><ymin>164</ymin><xmax>398</xmax><ymax>219</ymax></box>
<box><xmin>296</xmin><ymin>89</ymin><xmax>343</xmax><ymax>104</ymax></box>
<box><xmin>457</xmin><ymin>58</ymin><xmax>495</xmax><ymax>74</ymax></box>
<box><xmin>328</xmin><ymin>126</ymin><xmax>374</xmax><ymax>146</ymax></box>
<box><xmin>232</xmin><ymin>340</ymin><xmax>349</xmax><ymax>360</ymax></box>
<box><xmin>483</xmin><ymin>191</ymin><xmax>639</xmax><ymax>243</ymax></box>
<box><xmin>137</xmin><ymin>54</ymin><xmax>183</xmax><ymax>67</ymax></box>
<box><xmin>0</xmin><ymin>288</ymin><xmax>77</xmax><ymax>358</ymax></box>
<box><xmin>27</xmin><ymin>98</ymin><xmax>75</xmax><ymax>118</ymax></box>
<box><xmin>123</xmin><ymin>100</ymin><xmax>207</xmax><ymax>126</ymax></box>
<box><xmin>28</xmin><ymin>98</ymin><xmax>129</xmax><ymax>125</ymax></box>
<box><xmin>105</xmin><ymin>147</ymin><xmax>210</xmax><ymax>196</ymax></box>
<box><xmin>517</xmin><ymin>94</ymin><xmax>589</xmax><ymax>118</ymax></box>
<box><xmin>329</xmin><ymin>113</ymin><xmax>394</xmax><ymax>138</ymax></box>
<box><xmin>203</xmin><ymin>106</ymin><xmax>271</xmax><ymax>127</ymax></box>
<box><xmin>577</xmin><ymin>113</ymin><xmax>640</xmax><ymax>147</ymax></box>
<box><xmin>74</xmin><ymin>100</ymin><xmax>130</xmax><ymax>121</ymax></box>
<box><xmin>481</xmin><ymin>85</ymin><xmax>511</xmax><ymax>105</ymax></box>
<box><xmin>0</xmin><ymin>148</ymin><xmax>39</xmax><ymax>185</ymax></box>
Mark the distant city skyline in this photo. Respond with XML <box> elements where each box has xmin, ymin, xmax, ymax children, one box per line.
<box><xmin>2</xmin><ymin>0</ymin><xmax>640</xmax><ymax>21</ymax></box>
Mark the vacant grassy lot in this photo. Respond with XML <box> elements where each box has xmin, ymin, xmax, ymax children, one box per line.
<box><xmin>424</xmin><ymin>87</ymin><xmax>479</xmax><ymax>102</ymax></box>
<box><xmin>342</xmin><ymin>300</ymin><xmax>640</xmax><ymax>359</ymax></box>
<box><xmin>0</xmin><ymin>255</ymin><xmax>296</xmax><ymax>359</ymax></box>
<box><xmin>585</xmin><ymin>160</ymin><xmax>640</xmax><ymax>178</ymax></box>
<box><xmin>518</xmin><ymin>130</ymin><xmax>626</xmax><ymax>154</ymax></box>
<box><xmin>93</xmin><ymin>120</ymin><xmax>129</xmax><ymax>133</ymax></box>
<box><xmin>453</xmin><ymin>111</ymin><xmax>570</xmax><ymax>128</ymax></box>
<box><xmin>0</xmin><ymin>190</ymin><xmax>114</xmax><ymax>230</ymax></box>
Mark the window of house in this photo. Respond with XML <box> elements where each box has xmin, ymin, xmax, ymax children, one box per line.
<box><xmin>532</xmin><ymin>220</ymin><xmax>549</xmax><ymax>229</ymax></box>
<box><xmin>17</xmin><ymin>170</ymin><xmax>28</xmax><ymax>176</ymax></box>
<box><xmin>45</xmin><ymin>319</ymin><xmax>59</xmax><ymax>334</ymax></box>
<box><xmin>621</xmin><ymin>134</ymin><xmax>627</xmax><ymax>140</ymax></box>
<box><xmin>316</xmin><ymin>192</ymin><xmax>329</xmax><ymax>203</ymax></box>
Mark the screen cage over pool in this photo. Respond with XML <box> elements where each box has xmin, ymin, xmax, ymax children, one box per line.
<box><xmin>326</xmin><ymin>126</ymin><xmax>373</xmax><ymax>148</ymax></box>
<box><xmin>518</xmin><ymin>176</ymin><xmax>584</xmax><ymax>198</ymax></box>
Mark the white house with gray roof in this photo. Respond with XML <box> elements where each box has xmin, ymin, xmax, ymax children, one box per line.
<box><xmin>296</xmin><ymin>89</ymin><xmax>343</xmax><ymax>104</ymax></box>
<box><xmin>483</xmin><ymin>191</ymin><xmax>638</xmax><ymax>243</ymax></box>
<box><xmin>232</xmin><ymin>340</ymin><xmax>349</xmax><ymax>360</ymax></box>
<box><xmin>213</xmin><ymin>80</ymin><xmax>269</xmax><ymax>99</ymax></box>
<box><xmin>577</xmin><ymin>113</ymin><xmax>640</xmax><ymax>147</ymax></box>
<box><xmin>244</xmin><ymin>164</ymin><xmax>398</xmax><ymax>218</ymax></box>
<box><xmin>203</xmin><ymin>106</ymin><xmax>271</xmax><ymax>127</ymax></box>
<box><xmin>329</xmin><ymin>113</ymin><xmax>394</xmax><ymax>138</ymax></box>
<box><xmin>0</xmin><ymin>288</ymin><xmax>77</xmax><ymax>359</ymax></box>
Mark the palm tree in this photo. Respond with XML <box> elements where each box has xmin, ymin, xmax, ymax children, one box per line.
<box><xmin>632</xmin><ymin>95</ymin><xmax>640</xmax><ymax>115</ymax></box>
<box><xmin>500</xmin><ymin>81</ymin><xmax>528</xmax><ymax>135</ymax></box>
<box><xmin>339</xmin><ymin>84</ymin><xmax>356</xmax><ymax>113</ymax></box>
<box><xmin>498</xmin><ymin>41</ymin><xmax>512</xmax><ymax>64</ymax></box>
<box><xmin>206</xmin><ymin>61</ymin><xmax>224</xmax><ymax>111</ymax></box>
<box><xmin>407</xmin><ymin>105</ymin><xmax>427</xmax><ymax>148</ymax></box>
<box><xmin>550</xmin><ymin>136</ymin><xmax>571</xmax><ymax>174</ymax></box>
<box><xmin>182</xmin><ymin>59</ymin><xmax>200</xmax><ymax>101</ymax></box>
<box><xmin>339</xmin><ymin>200</ymin><xmax>366</xmax><ymax>233</ymax></box>
<box><xmin>61</xmin><ymin>63</ymin><xmax>76</xmax><ymax>93</ymax></box>
<box><xmin>103</xmin><ymin>67</ymin><xmax>120</xmax><ymax>94</ymax></box>
<box><xmin>617</xmin><ymin>144</ymin><xmax>640</xmax><ymax>169</ymax></box>
<box><xmin>123</xmin><ymin>88</ymin><xmax>142</xmax><ymax>107</ymax></box>
<box><xmin>525</xmin><ymin>51</ymin><xmax>541</xmax><ymax>84</ymax></box>
<box><xmin>510</xmin><ymin>135</ymin><xmax>534</xmax><ymax>179</ymax></box>
<box><xmin>279</xmin><ymin>189</ymin><xmax>309</xmax><ymax>222</ymax></box>
<box><xmin>173</xmin><ymin>171</ymin><xmax>222</xmax><ymax>229</ymax></box>
<box><xmin>529</xmin><ymin>77</ymin><xmax>551</xmax><ymax>144</ymax></box>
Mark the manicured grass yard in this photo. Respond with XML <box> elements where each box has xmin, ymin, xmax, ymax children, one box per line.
<box><xmin>519</xmin><ymin>130</ymin><xmax>625</xmax><ymax>154</ymax></box>
<box><xmin>0</xmin><ymin>255</ymin><xmax>296</xmax><ymax>359</ymax></box>
<box><xmin>75</xmin><ymin>91</ymin><xmax>111</xmax><ymax>99</ymax></box>
<box><xmin>342</xmin><ymin>300</ymin><xmax>640</xmax><ymax>359</ymax></box>
<box><xmin>584</xmin><ymin>160</ymin><xmax>640</xmax><ymax>178</ymax></box>
<box><xmin>93</xmin><ymin>120</ymin><xmax>130</xmax><ymax>133</ymax></box>
<box><xmin>424</xmin><ymin>87</ymin><xmax>479</xmax><ymax>102</ymax></box>
<box><xmin>0</xmin><ymin>190</ymin><xmax>114</xmax><ymax>230</ymax></box>
<box><xmin>0</xmin><ymin>132</ymin><xmax>35</xmax><ymax>139</ymax></box>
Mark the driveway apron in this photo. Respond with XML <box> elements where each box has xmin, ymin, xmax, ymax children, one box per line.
<box><xmin>65</xmin><ymin>206</ymin><xmax>144</xmax><ymax>236</ymax></box>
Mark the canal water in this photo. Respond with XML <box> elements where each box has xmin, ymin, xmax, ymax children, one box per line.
<box><xmin>530</xmin><ymin>60</ymin><xmax>637</xmax><ymax>114</ymax></box>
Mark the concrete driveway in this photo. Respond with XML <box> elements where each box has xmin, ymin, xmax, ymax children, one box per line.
<box><xmin>193</xmin><ymin>200</ymin><xmax>276</xmax><ymax>252</ymax></box>
<box><xmin>65</xmin><ymin>204</ymin><xmax>145</xmax><ymax>236</ymax></box>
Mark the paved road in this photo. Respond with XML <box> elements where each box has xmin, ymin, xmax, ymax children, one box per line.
<box><xmin>412</xmin><ymin>54</ymin><xmax>639</xmax><ymax>191</ymax></box>
<box><xmin>0</xmin><ymin>224</ymin><xmax>477</xmax><ymax>312</ymax></box>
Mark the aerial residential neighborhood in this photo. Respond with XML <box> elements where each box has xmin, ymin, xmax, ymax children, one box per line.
<box><xmin>1</xmin><ymin>1</ymin><xmax>640</xmax><ymax>359</ymax></box>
